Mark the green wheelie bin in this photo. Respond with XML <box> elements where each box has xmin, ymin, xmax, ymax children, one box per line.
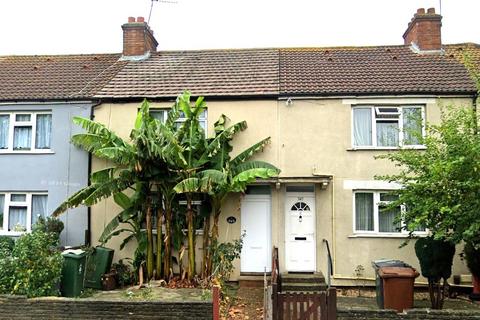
<box><xmin>84</xmin><ymin>246</ymin><xmax>114</xmax><ymax>289</ymax></box>
<box><xmin>61</xmin><ymin>249</ymin><xmax>87</xmax><ymax>297</ymax></box>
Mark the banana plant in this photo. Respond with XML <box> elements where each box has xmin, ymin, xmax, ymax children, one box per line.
<box><xmin>54</xmin><ymin>99</ymin><xmax>176</xmax><ymax>281</ymax></box>
<box><xmin>174</xmin><ymin>114</ymin><xmax>280</xmax><ymax>277</ymax></box>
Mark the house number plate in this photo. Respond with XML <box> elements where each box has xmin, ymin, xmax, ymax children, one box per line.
<box><xmin>227</xmin><ymin>216</ymin><xmax>237</xmax><ymax>224</ymax></box>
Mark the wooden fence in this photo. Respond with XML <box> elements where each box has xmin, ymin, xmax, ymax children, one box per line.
<box><xmin>272</xmin><ymin>285</ymin><xmax>336</xmax><ymax>320</ymax></box>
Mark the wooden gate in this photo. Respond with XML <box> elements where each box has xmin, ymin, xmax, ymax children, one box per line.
<box><xmin>272</xmin><ymin>285</ymin><xmax>336</xmax><ymax>320</ymax></box>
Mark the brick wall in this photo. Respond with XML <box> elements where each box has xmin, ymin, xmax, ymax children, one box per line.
<box><xmin>338</xmin><ymin>308</ymin><xmax>480</xmax><ymax>320</ymax></box>
<box><xmin>122</xmin><ymin>17</ymin><xmax>158</xmax><ymax>56</ymax></box>
<box><xmin>403</xmin><ymin>8</ymin><xmax>442</xmax><ymax>51</ymax></box>
<box><xmin>0</xmin><ymin>295</ymin><xmax>212</xmax><ymax>320</ymax></box>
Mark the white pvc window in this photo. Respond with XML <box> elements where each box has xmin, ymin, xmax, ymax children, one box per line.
<box><xmin>0</xmin><ymin>192</ymin><xmax>48</xmax><ymax>236</ymax></box>
<box><xmin>151</xmin><ymin>109</ymin><xmax>208</xmax><ymax>134</ymax></box>
<box><xmin>352</xmin><ymin>106</ymin><xmax>424</xmax><ymax>148</ymax></box>
<box><xmin>353</xmin><ymin>191</ymin><xmax>426</xmax><ymax>236</ymax></box>
<box><xmin>0</xmin><ymin>112</ymin><xmax>52</xmax><ymax>152</ymax></box>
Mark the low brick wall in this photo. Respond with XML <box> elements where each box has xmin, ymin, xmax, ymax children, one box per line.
<box><xmin>338</xmin><ymin>308</ymin><xmax>480</xmax><ymax>320</ymax></box>
<box><xmin>0</xmin><ymin>295</ymin><xmax>212</xmax><ymax>320</ymax></box>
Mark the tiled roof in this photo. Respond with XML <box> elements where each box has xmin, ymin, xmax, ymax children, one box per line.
<box><xmin>1</xmin><ymin>44</ymin><xmax>478</xmax><ymax>101</ymax></box>
<box><xmin>95</xmin><ymin>49</ymin><xmax>279</xmax><ymax>98</ymax></box>
<box><xmin>445</xmin><ymin>43</ymin><xmax>480</xmax><ymax>75</ymax></box>
<box><xmin>0</xmin><ymin>54</ymin><xmax>126</xmax><ymax>101</ymax></box>
<box><xmin>279</xmin><ymin>45</ymin><xmax>477</xmax><ymax>96</ymax></box>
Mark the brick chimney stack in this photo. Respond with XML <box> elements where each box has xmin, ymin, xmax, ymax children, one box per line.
<box><xmin>122</xmin><ymin>16</ymin><xmax>158</xmax><ymax>58</ymax></box>
<box><xmin>403</xmin><ymin>8</ymin><xmax>442</xmax><ymax>51</ymax></box>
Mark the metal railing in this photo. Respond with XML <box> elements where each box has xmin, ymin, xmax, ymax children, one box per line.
<box><xmin>323</xmin><ymin>239</ymin><xmax>333</xmax><ymax>287</ymax></box>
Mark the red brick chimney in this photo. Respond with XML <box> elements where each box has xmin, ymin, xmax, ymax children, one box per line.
<box><xmin>122</xmin><ymin>16</ymin><xmax>158</xmax><ymax>57</ymax></box>
<box><xmin>403</xmin><ymin>8</ymin><xmax>442</xmax><ymax>51</ymax></box>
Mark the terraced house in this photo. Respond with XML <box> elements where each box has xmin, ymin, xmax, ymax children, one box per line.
<box><xmin>0</xmin><ymin>53</ymin><xmax>125</xmax><ymax>245</ymax></box>
<box><xmin>1</xmin><ymin>8</ymin><xmax>479</xmax><ymax>286</ymax></box>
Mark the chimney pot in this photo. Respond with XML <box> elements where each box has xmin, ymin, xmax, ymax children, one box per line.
<box><xmin>417</xmin><ymin>8</ymin><xmax>425</xmax><ymax>15</ymax></box>
<box><xmin>427</xmin><ymin>7</ymin><xmax>435</xmax><ymax>14</ymax></box>
<box><xmin>128</xmin><ymin>16</ymin><xmax>135</xmax><ymax>23</ymax></box>
<box><xmin>137</xmin><ymin>16</ymin><xmax>145</xmax><ymax>23</ymax></box>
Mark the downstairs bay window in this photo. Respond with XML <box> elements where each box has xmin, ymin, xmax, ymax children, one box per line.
<box><xmin>0</xmin><ymin>193</ymin><xmax>48</xmax><ymax>235</ymax></box>
<box><xmin>353</xmin><ymin>191</ymin><xmax>425</xmax><ymax>236</ymax></box>
<box><xmin>352</xmin><ymin>106</ymin><xmax>424</xmax><ymax>148</ymax></box>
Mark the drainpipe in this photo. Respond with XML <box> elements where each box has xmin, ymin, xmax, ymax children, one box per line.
<box><xmin>474</xmin><ymin>93</ymin><xmax>478</xmax><ymax>134</ymax></box>
<box><xmin>85</xmin><ymin>100</ymin><xmax>102</xmax><ymax>246</ymax></box>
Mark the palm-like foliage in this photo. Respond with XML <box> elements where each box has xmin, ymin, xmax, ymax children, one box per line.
<box><xmin>54</xmin><ymin>91</ymin><xmax>280</xmax><ymax>285</ymax></box>
<box><xmin>54</xmin><ymin>99</ymin><xmax>175</xmax><ymax>280</ymax></box>
<box><xmin>174</xmin><ymin>114</ymin><xmax>280</xmax><ymax>277</ymax></box>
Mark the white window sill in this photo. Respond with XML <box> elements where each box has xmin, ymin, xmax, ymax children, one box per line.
<box><xmin>0</xmin><ymin>150</ymin><xmax>55</xmax><ymax>155</ymax></box>
<box><xmin>349</xmin><ymin>232</ymin><xmax>427</xmax><ymax>239</ymax></box>
<box><xmin>347</xmin><ymin>146</ymin><xmax>426</xmax><ymax>151</ymax></box>
<box><xmin>0</xmin><ymin>231</ymin><xmax>25</xmax><ymax>237</ymax></box>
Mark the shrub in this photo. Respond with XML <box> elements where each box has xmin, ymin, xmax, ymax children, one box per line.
<box><xmin>210</xmin><ymin>234</ymin><xmax>244</xmax><ymax>289</ymax></box>
<box><xmin>0</xmin><ymin>238</ymin><xmax>15</xmax><ymax>294</ymax></box>
<box><xmin>464</xmin><ymin>241</ymin><xmax>480</xmax><ymax>278</ymax></box>
<box><xmin>112</xmin><ymin>259</ymin><xmax>135</xmax><ymax>287</ymax></box>
<box><xmin>32</xmin><ymin>216</ymin><xmax>64</xmax><ymax>241</ymax></box>
<box><xmin>0</xmin><ymin>230</ymin><xmax>63</xmax><ymax>297</ymax></box>
<box><xmin>414</xmin><ymin>236</ymin><xmax>455</xmax><ymax>309</ymax></box>
<box><xmin>415</xmin><ymin>237</ymin><xmax>455</xmax><ymax>281</ymax></box>
<box><xmin>0</xmin><ymin>236</ymin><xmax>15</xmax><ymax>253</ymax></box>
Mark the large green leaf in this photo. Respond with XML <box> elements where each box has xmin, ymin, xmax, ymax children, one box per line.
<box><xmin>231</xmin><ymin>137</ymin><xmax>271</xmax><ymax>167</ymax></box>
<box><xmin>98</xmin><ymin>215</ymin><xmax>121</xmax><ymax>244</ymax></box>
<box><xmin>113</xmin><ymin>192</ymin><xmax>132</xmax><ymax>210</ymax></box>
<box><xmin>232</xmin><ymin>160</ymin><xmax>280</xmax><ymax>177</ymax></box>
<box><xmin>231</xmin><ymin>168</ymin><xmax>279</xmax><ymax>192</ymax></box>
<box><xmin>72</xmin><ymin>117</ymin><xmax>126</xmax><ymax>147</ymax></box>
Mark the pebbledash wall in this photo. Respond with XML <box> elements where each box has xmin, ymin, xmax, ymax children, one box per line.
<box><xmin>0</xmin><ymin>102</ymin><xmax>89</xmax><ymax>246</ymax></box>
<box><xmin>90</xmin><ymin>96</ymin><xmax>473</xmax><ymax>286</ymax></box>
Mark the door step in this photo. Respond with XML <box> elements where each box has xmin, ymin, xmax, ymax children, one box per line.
<box><xmin>239</xmin><ymin>275</ymin><xmax>265</xmax><ymax>288</ymax></box>
<box><xmin>280</xmin><ymin>272</ymin><xmax>327</xmax><ymax>292</ymax></box>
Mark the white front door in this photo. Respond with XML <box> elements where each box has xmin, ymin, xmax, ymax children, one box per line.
<box><xmin>285</xmin><ymin>193</ymin><xmax>316</xmax><ymax>271</ymax></box>
<box><xmin>241</xmin><ymin>195</ymin><xmax>272</xmax><ymax>272</ymax></box>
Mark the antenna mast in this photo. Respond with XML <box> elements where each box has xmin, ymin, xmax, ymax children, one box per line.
<box><xmin>148</xmin><ymin>0</ymin><xmax>178</xmax><ymax>25</ymax></box>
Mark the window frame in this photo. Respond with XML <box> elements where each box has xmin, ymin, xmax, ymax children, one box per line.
<box><xmin>0</xmin><ymin>111</ymin><xmax>53</xmax><ymax>153</ymax></box>
<box><xmin>0</xmin><ymin>192</ymin><xmax>48</xmax><ymax>236</ymax></box>
<box><xmin>351</xmin><ymin>105</ymin><xmax>425</xmax><ymax>149</ymax></box>
<box><xmin>150</xmin><ymin>109</ymin><xmax>208</xmax><ymax>136</ymax></box>
<box><xmin>352</xmin><ymin>190</ymin><xmax>427</xmax><ymax>237</ymax></box>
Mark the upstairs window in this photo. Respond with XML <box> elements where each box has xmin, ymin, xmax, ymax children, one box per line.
<box><xmin>352</xmin><ymin>106</ymin><xmax>424</xmax><ymax>148</ymax></box>
<box><xmin>0</xmin><ymin>112</ymin><xmax>52</xmax><ymax>152</ymax></box>
<box><xmin>151</xmin><ymin>109</ymin><xmax>207</xmax><ymax>134</ymax></box>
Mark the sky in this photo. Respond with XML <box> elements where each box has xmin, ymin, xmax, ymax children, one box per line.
<box><xmin>0</xmin><ymin>0</ymin><xmax>478</xmax><ymax>55</ymax></box>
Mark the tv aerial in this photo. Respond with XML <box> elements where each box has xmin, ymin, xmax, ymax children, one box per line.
<box><xmin>148</xmin><ymin>0</ymin><xmax>179</xmax><ymax>24</ymax></box>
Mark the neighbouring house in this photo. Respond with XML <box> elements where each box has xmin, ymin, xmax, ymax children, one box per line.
<box><xmin>0</xmin><ymin>53</ymin><xmax>126</xmax><ymax>245</ymax></box>
<box><xmin>1</xmin><ymin>8</ymin><xmax>479</xmax><ymax>286</ymax></box>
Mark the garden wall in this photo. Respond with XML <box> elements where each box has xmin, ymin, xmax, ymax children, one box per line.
<box><xmin>0</xmin><ymin>295</ymin><xmax>212</xmax><ymax>320</ymax></box>
<box><xmin>338</xmin><ymin>308</ymin><xmax>480</xmax><ymax>320</ymax></box>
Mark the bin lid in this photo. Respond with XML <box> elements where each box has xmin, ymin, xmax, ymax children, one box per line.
<box><xmin>378</xmin><ymin>266</ymin><xmax>420</xmax><ymax>279</ymax></box>
<box><xmin>62</xmin><ymin>249</ymin><xmax>86</xmax><ymax>258</ymax></box>
<box><xmin>371</xmin><ymin>259</ymin><xmax>410</xmax><ymax>269</ymax></box>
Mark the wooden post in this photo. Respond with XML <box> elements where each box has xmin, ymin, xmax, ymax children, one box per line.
<box><xmin>272</xmin><ymin>283</ymin><xmax>278</xmax><ymax>320</ymax></box>
<box><xmin>327</xmin><ymin>287</ymin><xmax>337</xmax><ymax>320</ymax></box>
<box><xmin>213</xmin><ymin>285</ymin><xmax>220</xmax><ymax>320</ymax></box>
